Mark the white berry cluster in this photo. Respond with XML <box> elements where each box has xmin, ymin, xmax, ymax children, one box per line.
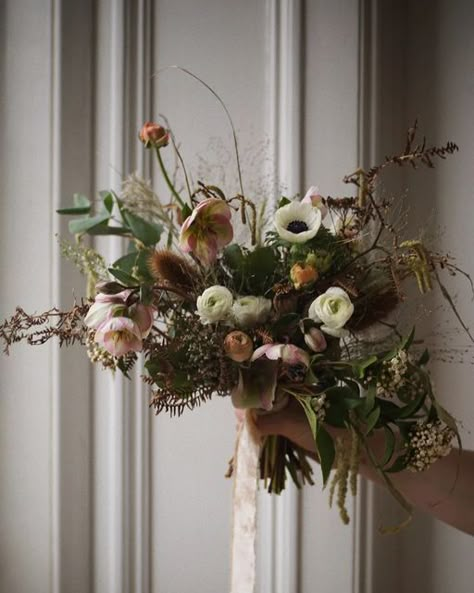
<box><xmin>406</xmin><ymin>420</ymin><xmax>455</xmax><ymax>472</ymax></box>
<box><xmin>311</xmin><ymin>393</ymin><xmax>329</xmax><ymax>422</ymax></box>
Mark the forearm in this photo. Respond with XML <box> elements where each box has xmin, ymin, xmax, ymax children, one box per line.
<box><xmin>359</xmin><ymin>447</ymin><xmax>474</xmax><ymax>535</ymax></box>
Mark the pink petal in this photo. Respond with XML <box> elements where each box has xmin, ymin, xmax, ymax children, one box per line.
<box><xmin>132</xmin><ymin>304</ymin><xmax>155</xmax><ymax>337</ymax></box>
<box><xmin>194</xmin><ymin>236</ymin><xmax>218</xmax><ymax>266</ymax></box>
<box><xmin>250</xmin><ymin>344</ymin><xmax>273</xmax><ymax>361</ymax></box>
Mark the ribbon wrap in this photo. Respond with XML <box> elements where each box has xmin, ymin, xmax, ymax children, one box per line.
<box><xmin>230</xmin><ymin>410</ymin><xmax>261</xmax><ymax>593</ymax></box>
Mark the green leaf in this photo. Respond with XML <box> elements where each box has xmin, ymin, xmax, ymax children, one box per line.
<box><xmin>68</xmin><ymin>211</ymin><xmax>111</xmax><ymax>234</ymax></box>
<box><xmin>417</xmin><ymin>348</ymin><xmax>430</xmax><ymax>366</ymax></box>
<box><xmin>381</xmin><ymin>425</ymin><xmax>396</xmax><ymax>467</ymax></box>
<box><xmin>294</xmin><ymin>395</ymin><xmax>318</xmax><ymax>441</ymax></box>
<box><xmin>121</xmin><ymin>209</ymin><xmax>162</xmax><ymax>246</ymax></box>
<box><xmin>57</xmin><ymin>193</ymin><xmax>91</xmax><ymax>215</ymax></box>
<box><xmin>386</xmin><ymin>454</ymin><xmax>408</xmax><ymax>473</ymax></box>
<box><xmin>364</xmin><ymin>406</ymin><xmax>381</xmax><ymax>435</ymax></box>
<box><xmin>316</xmin><ymin>425</ymin><xmax>335</xmax><ymax>486</ymax></box>
<box><xmin>353</xmin><ymin>355</ymin><xmax>378</xmax><ymax>379</ymax></box>
<box><xmin>397</xmin><ymin>390</ymin><xmax>426</xmax><ymax>419</ymax></box>
<box><xmin>181</xmin><ymin>203</ymin><xmax>193</xmax><ymax>222</ymax></box>
<box><xmin>245</xmin><ymin>246</ymin><xmax>278</xmax><ymax>292</ymax></box>
<box><xmin>401</xmin><ymin>326</ymin><xmax>416</xmax><ymax>351</ymax></box>
<box><xmin>112</xmin><ymin>252</ymin><xmax>137</xmax><ymax>275</ymax></box>
<box><xmin>362</xmin><ymin>382</ymin><xmax>377</xmax><ymax>415</ymax></box>
<box><xmin>100</xmin><ymin>190</ymin><xmax>115</xmax><ymax>213</ymax></box>
<box><xmin>108</xmin><ymin>267</ymin><xmax>137</xmax><ymax>287</ymax></box>
<box><xmin>278</xmin><ymin>196</ymin><xmax>291</xmax><ymax>208</ymax></box>
<box><xmin>140</xmin><ymin>284</ymin><xmax>154</xmax><ymax>306</ymax></box>
<box><xmin>86</xmin><ymin>223</ymin><xmax>130</xmax><ymax>236</ymax></box>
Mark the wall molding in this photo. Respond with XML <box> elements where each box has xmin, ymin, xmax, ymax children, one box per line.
<box><xmin>261</xmin><ymin>2</ymin><xmax>303</xmax><ymax>592</ymax></box>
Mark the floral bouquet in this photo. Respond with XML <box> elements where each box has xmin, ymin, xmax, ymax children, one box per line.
<box><xmin>1</xmin><ymin>114</ymin><xmax>470</xmax><ymax>526</ymax></box>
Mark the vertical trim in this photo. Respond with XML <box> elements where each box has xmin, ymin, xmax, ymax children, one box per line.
<box><xmin>131</xmin><ymin>2</ymin><xmax>153</xmax><ymax>592</ymax></box>
<box><xmin>108</xmin><ymin>2</ymin><xmax>130</xmax><ymax>592</ymax></box>
<box><xmin>353</xmin><ymin>2</ymin><xmax>378</xmax><ymax>593</ymax></box>
<box><xmin>263</xmin><ymin>2</ymin><xmax>303</xmax><ymax>592</ymax></box>
<box><xmin>50</xmin><ymin>0</ymin><xmax>61</xmax><ymax>589</ymax></box>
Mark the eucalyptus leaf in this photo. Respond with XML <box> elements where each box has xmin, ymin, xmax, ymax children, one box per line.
<box><xmin>100</xmin><ymin>191</ymin><xmax>115</xmax><ymax>213</ymax></box>
<box><xmin>68</xmin><ymin>211</ymin><xmax>110</xmax><ymax>234</ymax></box>
<box><xmin>108</xmin><ymin>267</ymin><xmax>137</xmax><ymax>287</ymax></box>
<box><xmin>121</xmin><ymin>209</ymin><xmax>162</xmax><ymax>246</ymax></box>
<box><xmin>57</xmin><ymin>193</ymin><xmax>91</xmax><ymax>215</ymax></box>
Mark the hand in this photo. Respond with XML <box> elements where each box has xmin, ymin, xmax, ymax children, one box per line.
<box><xmin>255</xmin><ymin>399</ymin><xmax>474</xmax><ymax>535</ymax></box>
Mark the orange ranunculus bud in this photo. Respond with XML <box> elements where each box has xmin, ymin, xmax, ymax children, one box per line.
<box><xmin>290</xmin><ymin>262</ymin><xmax>319</xmax><ymax>289</ymax></box>
<box><xmin>224</xmin><ymin>331</ymin><xmax>253</xmax><ymax>363</ymax></box>
<box><xmin>139</xmin><ymin>121</ymin><xmax>169</xmax><ymax>149</ymax></box>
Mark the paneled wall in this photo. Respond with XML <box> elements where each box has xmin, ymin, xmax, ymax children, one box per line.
<box><xmin>1</xmin><ymin>2</ymin><xmax>472</xmax><ymax>593</ymax></box>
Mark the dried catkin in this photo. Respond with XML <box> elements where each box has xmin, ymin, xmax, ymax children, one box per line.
<box><xmin>328</xmin><ymin>437</ymin><xmax>350</xmax><ymax>524</ymax></box>
<box><xmin>349</xmin><ymin>428</ymin><xmax>361</xmax><ymax>497</ymax></box>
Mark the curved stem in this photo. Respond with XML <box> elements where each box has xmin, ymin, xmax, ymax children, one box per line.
<box><xmin>155</xmin><ymin>147</ymin><xmax>185</xmax><ymax>209</ymax></box>
<box><xmin>154</xmin><ymin>65</ymin><xmax>245</xmax><ymax>196</ymax></box>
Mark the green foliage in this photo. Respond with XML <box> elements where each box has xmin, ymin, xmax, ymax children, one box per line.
<box><xmin>57</xmin><ymin>193</ymin><xmax>91</xmax><ymax>215</ymax></box>
<box><xmin>58</xmin><ymin>190</ymin><xmax>163</xmax><ymax>245</ymax></box>
<box><xmin>222</xmin><ymin>244</ymin><xmax>278</xmax><ymax>294</ymax></box>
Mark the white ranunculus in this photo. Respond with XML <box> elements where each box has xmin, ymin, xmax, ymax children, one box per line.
<box><xmin>196</xmin><ymin>285</ymin><xmax>233</xmax><ymax>324</ymax></box>
<box><xmin>232</xmin><ymin>295</ymin><xmax>272</xmax><ymax>328</ymax></box>
<box><xmin>308</xmin><ymin>287</ymin><xmax>354</xmax><ymax>338</ymax></box>
<box><xmin>274</xmin><ymin>201</ymin><xmax>322</xmax><ymax>243</ymax></box>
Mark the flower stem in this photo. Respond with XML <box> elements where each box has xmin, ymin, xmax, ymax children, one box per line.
<box><xmin>155</xmin><ymin>147</ymin><xmax>185</xmax><ymax>209</ymax></box>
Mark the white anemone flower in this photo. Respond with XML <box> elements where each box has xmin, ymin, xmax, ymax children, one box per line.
<box><xmin>274</xmin><ymin>201</ymin><xmax>322</xmax><ymax>243</ymax></box>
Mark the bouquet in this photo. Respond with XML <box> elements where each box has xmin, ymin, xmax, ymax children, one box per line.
<box><xmin>1</xmin><ymin>113</ymin><xmax>470</xmax><ymax>527</ymax></box>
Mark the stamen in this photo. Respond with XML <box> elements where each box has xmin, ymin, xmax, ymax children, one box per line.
<box><xmin>287</xmin><ymin>220</ymin><xmax>308</xmax><ymax>234</ymax></box>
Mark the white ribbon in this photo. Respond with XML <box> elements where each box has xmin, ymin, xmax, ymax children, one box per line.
<box><xmin>230</xmin><ymin>411</ymin><xmax>261</xmax><ymax>593</ymax></box>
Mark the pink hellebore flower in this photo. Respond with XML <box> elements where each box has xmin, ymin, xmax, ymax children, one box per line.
<box><xmin>84</xmin><ymin>290</ymin><xmax>133</xmax><ymax>329</ymax></box>
<box><xmin>85</xmin><ymin>290</ymin><xmax>156</xmax><ymax>356</ymax></box>
<box><xmin>179</xmin><ymin>198</ymin><xmax>233</xmax><ymax>266</ymax></box>
<box><xmin>251</xmin><ymin>343</ymin><xmax>310</xmax><ymax>367</ymax></box>
<box><xmin>95</xmin><ymin>317</ymin><xmax>144</xmax><ymax>357</ymax></box>
<box><xmin>302</xmin><ymin>186</ymin><xmax>328</xmax><ymax>219</ymax></box>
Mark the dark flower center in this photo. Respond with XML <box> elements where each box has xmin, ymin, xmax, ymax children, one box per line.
<box><xmin>287</xmin><ymin>220</ymin><xmax>309</xmax><ymax>234</ymax></box>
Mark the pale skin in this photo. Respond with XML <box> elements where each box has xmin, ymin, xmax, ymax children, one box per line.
<box><xmin>255</xmin><ymin>399</ymin><xmax>474</xmax><ymax>536</ymax></box>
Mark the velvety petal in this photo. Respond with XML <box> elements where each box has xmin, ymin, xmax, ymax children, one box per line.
<box><xmin>102</xmin><ymin>331</ymin><xmax>143</xmax><ymax>356</ymax></box>
<box><xmin>84</xmin><ymin>302</ymin><xmax>121</xmax><ymax>329</ymax></box>
<box><xmin>205</xmin><ymin>198</ymin><xmax>232</xmax><ymax>219</ymax></box>
<box><xmin>193</xmin><ymin>235</ymin><xmax>218</xmax><ymax>266</ymax></box>
<box><xmin>131</xmin><ymin>304</ymin><xmax>155</xmax><ymax>337</ymax></box>
<box><xmin>210</xmin><ymin>215</ymin><xmax>234</xmax><ymax>247</ymax></box>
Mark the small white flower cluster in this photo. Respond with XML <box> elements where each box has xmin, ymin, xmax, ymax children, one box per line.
<box><xmin>375</xmin><ymin>350</ymin><xmax>415</xmax><ymax>398</ymax></box>
<box><xmin>406</xmin><ymin>420</ymin><xmax>455</xmax><ymax>472</ymax></box>
<box><xmin>311</xmin><ymin>393</ymin><xmax>329</xmax><ymax>422</ymax></box>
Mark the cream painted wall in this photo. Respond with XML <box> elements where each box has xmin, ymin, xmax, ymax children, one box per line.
<box><xmin>1</xmin><ymin>1</ymin><xmax>473</xmax><ymax>593</ymax></box>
